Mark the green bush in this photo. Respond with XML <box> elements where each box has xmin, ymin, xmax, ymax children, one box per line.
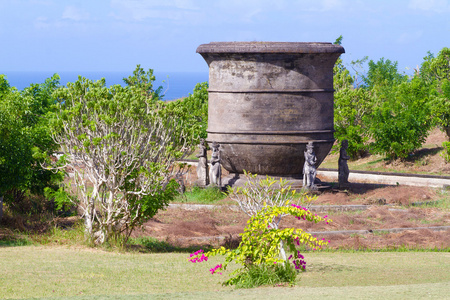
<box><xmin>334</xmin><ymin>87</ymin><xmax>372</xmax><ymax>158</ymax></box>
<box><xmin>0</xmin><ymin>74</ymin><xmax>64</xmax><ymax>216</ymax></box>
<box><xmin>234</xmin><ymin>262</ymin><xmax>297</xmax><ymax>288</ymax></box>
<box><xmin>442</xmin><ymin>141</ymin><xmax>450</xmax><ymax>163</ymax></box>
<box><xmin>365</xmin><ymin>78</ymin><xmax>432</xmax><ymax>159</ymax></box>
<box><xmin>165</xmin><ymin>81</ymin><xmax>208</xmax><ymax>140</ymax></box>
<box><xmin>189</xmin><ymin>175</ymin><xmax>331</xmax><ymax>287</ymax></box>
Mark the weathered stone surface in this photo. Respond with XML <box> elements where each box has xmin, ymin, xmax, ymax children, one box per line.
<box><xmin>209</xmin><ymin>141</ymin><xmax>222</xmax><ymax>187</ymax></box>
<box><xmin>195</xmin><ymin>138</ymin><xmax>209</xmax><ymax>186</ymax></box>
<box><xmin>303</xmin><ymin>141</ymin><xmax>318</xmax><ymax>189</ymax></box>
<box><xmin>338</xmin><ymin>139</ymin><xmax>350</xmax><ymax>188</ymax></box>
<box><xmin>197</xmin><ymin>42</ymin><xmax>344</xmax><ymax>175</ymax></box>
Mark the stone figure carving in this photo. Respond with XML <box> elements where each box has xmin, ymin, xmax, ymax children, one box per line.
<box><xmin>303</xmin><ymin>142</ymin><xmax>317</xmax><ymax>190</ymax></box>
<box><xmin>196</xmin><ymin>138</ymin><xmax>209</xmax><ymax>186</ymax></box>
<box><xmin>338</xmin><ymin>139</ymin><xmax>350</xmax><ymax>188</ymax></box>
<box><xmin>209</xmin><ymin>141</ymin><xmax>222</xmax><ymax>187</ymax></box>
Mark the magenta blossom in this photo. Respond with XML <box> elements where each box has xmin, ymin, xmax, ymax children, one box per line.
<box><xmin>210</xmin><ymin>264</ymin><xmax>223</xmax><ymax>275</ymax></box>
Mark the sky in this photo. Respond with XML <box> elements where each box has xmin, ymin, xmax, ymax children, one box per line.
<box><xmin>0</xmin><ymin>0</ymin><xmax>449</xmax><ymax>75</ymax></box>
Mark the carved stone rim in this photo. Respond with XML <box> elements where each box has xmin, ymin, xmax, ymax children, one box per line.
<box><xmin>207</xmin><ymin>130</ymin><xmax>335</xmax><ymax>135</ymax></box>
<box><xmin>197</xmin><ymin>42</ymin><xmax>345</xmax><ymax>54</ymax></box>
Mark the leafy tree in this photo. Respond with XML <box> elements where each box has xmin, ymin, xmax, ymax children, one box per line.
<box><xmin>365</xmin><ymin>77</ymin><xmax>432</xmax><ymax>159</ymax></box>
<box><xmin>363</xmin><ymin>57</ymin><xmax>407</xmax><ymax>91</ymax></box>
<box><xmin>334</xmin><ymin>87</ymin><xmax>372</xmax><ymax>158</ymax></box>
<box><xmin>355</xmin><ymin>57</ymin><xmax>432</xmax><ymax>159</ymax></box>
<box><xmin>333</xmin><ymin>36</ymin><xmax>371</xmax><ymax>158</ymax></box>
<box><xmin>123</xmin><ymin>64</ymin><xmax>163</xmax><ymax>100</ymax></box>
<box><xmin>49</xmin><ymin>68</ymin><xmax>197</xmax><ymax>244</ymax></box>
<box><xmin>0</xmin><ymin>75</ymin><xmax>62</xmax><ymax>218</ymax></box>
<box><xmin>419</xmin><ymin>47</ymin><xmax>450</xmax><ymax>139</ymax></box>
<box><xmin>165</xmin><ymin>82</ymin><xmax>209</xmax><ymax>139</ymax></box>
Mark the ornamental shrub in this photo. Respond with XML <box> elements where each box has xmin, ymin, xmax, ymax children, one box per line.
<box><xmin>188</xmin><ymin>175</ymin><xmax>331</xmax><ymax>287</ymax></box>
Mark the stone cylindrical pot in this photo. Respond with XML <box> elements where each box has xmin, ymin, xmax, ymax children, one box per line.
<box><xmin>196</xmin><ymin>42</ymin><xmax>344</xmax><ymax>176</ymax></box>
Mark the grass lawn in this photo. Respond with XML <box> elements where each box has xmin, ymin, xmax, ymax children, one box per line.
<box><xmin>1</xmin><ymin>246</ymin><xmax>449</xmax><ymax>299</ymax></box>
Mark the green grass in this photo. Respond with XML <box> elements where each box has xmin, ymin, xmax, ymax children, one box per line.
<box><xmin>0</xmin><ymin>235</ymin><xmax>32</xmax><ymax>247</ymax></box>
<box><xmin>411</xmin><ymin>190</ymin><xmax>450</xmax><ymax>209</ymax></box>
<box><xmin>0</xmin><ymin>247</ymin><xmax>449</xmax><ymax>299</ymax></box>
<box><xmin>174</xmin><ymin>186</ymin><xmax>227</xmax><ymax>204</ymax></box>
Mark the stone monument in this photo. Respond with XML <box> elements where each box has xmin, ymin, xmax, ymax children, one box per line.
<box><xmin>196</xmin><ymin>42</ymin><xmax>345</xmax><ymax>177</ymax></box>
<box><xmin>338</xmin><ymin>139</ymin><xmax>350</xmax><ymax>188</ymax></box>
<box><xmin>195</xmin><ymin>138</ymin><xmax>209</xmax><ymax>186</ymax></box>
<box><xmin>303</xmin><ymin>141</ymin><xmax>317</xmax><ymax>189</ymax></box>
<box><xmin>209</xmin><ymin>141</ymin><xmax>222</xmax><ymax>187</ymax></box>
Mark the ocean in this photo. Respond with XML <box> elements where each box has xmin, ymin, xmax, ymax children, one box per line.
<box><xmin>2</xmin><ymin>71</ymin><xmax>209</xmax><ymax>101</ymax></box>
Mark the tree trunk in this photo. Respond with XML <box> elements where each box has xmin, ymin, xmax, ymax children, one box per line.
<box><xmin>445</xmin><ymin>126</ymin><xmax>450</xmax><ymax>141</ymax></box>
<box><xmin>279</xmin><ymin>240</ymin><xmax>287</xmax><ymax>262</ymax></box>
<box><xmin>0</xmin><ymin>195</ymin><xmax>3</xmax><ymax>221</ymax></box>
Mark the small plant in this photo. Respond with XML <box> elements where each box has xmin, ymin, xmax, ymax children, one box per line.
<box><xmin>188</xmin><ymin>173</ymin><xmax>331</xmax><ymax>287</ymax></box>
<box><xmin>189</xmin><ymin>205</ymin><xmax>330</xmax><ymax>287</ymax></box>
<box><xmin>227</xmin><ymin>170</ymin><xmax>316</xmax><ymax>216</ymax></box>
<box><xmin>233</xmin><ymin>262</ymin><xmax>297</xmax><ymax>288</ymax></box>
<box><xmin>177</xmin><ymin>186</ymin><xmax>226</xmax><ymax>204</ymax></box>
<box><xmin>442</xmin><ymin>141</ymin><xmax>450</xmax><ymax>163</ymax></box>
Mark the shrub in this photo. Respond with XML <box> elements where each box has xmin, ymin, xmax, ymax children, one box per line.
<box><xmin>47</xmin><ymin>66</ymin><xmax>197</xmax><ymax>245</ymax></box>
<box><xmin>442</xmin><ymin>141</ymin><xmax>450</xmax><ymax>163</ymax></box>
<box><xmin>189</xmin><ymin>174</ymin><xmax>331</xmax><ymax>287</ymax></box>
<box><xmin>365</xmin><ymin>78</ymin><xmax>432</xmax><ymax>159</ymax></box>
<box><xmin>0</xmin><ymin>74</ymin><xmax>63</xmax><ymax>218</ymax></box>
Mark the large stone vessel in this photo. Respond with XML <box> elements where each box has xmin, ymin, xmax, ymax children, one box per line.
<box><xmin>196</xmin><ymin>42</ymin><xmax>345</xmax><ymax>176</ymax></box>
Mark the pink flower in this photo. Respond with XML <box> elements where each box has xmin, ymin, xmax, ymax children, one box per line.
<box><xmin>210</xmin><ymin>264</ymin><xmax>223</xmax><ymax>275</ymax></box>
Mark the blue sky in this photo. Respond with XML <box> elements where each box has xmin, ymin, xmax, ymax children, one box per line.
<box><xmin>0</xmin><ymin>0</ymin><xmax>449</xmax><ymax>75</ymax></box>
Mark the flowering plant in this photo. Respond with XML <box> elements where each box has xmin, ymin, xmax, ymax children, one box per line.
<box><xmin>189</xmin><ymin>203</ymin><xmax>331</xmax><ymax>286</ymax></box>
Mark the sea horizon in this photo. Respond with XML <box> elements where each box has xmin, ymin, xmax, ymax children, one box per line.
<box><xmin>2</xmin><ymin>70</ymin><xmax>209</xmax><ymax>100</ymax></box>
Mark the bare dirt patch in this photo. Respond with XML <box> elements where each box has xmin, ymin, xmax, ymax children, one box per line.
<box><xmin>315</xmin><ymin>185</ymin><xmax>438</xmax><ymax>206</ymax></box>
<box><xmin>132</xmin><ymin>183</ymin><xmax>450</xmax><ymax>250</ymax></box>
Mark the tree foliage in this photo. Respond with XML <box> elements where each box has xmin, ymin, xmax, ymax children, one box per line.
<box><xmin>164</xmin><ymin>81</ymin><xmax>209</xmax><ymax>139</ymax></box>
<box><xmin>333</xmin><ymin>37</ymin><xmax>438</xmax><ymax>160</ymax></box>
<box><xmin>333</xmin><ymin>37</ymin><xmax>371</xmax><ymax>158</ymax></box>
<box><xmin>419</xmin><ymin>48</ymin><xmax>450</xmax><ymax>139</ymax></box>
<box><xmin>365</xmin><ymin>77</ymin><xmax>432</xmax><ymax>159</ymax></box>
<box><xmin>49</xmin><ymin>67</ymin><xmax>197</xmax><ymax>244</ymax></box>
<box><xmin>0</xmin><ymin>74</ymin><xmax>62</xmax><ymax>215</ymax></box>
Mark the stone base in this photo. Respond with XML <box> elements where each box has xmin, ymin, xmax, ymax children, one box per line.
<box><xmin>222</xmin><ymin>173</ymin><xmax>331</xmax><ymax>192</ymax></box>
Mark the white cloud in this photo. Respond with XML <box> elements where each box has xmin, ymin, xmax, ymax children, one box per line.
<box><xmin>62</xmin><ymin>5</ymin><xmax>90</xmax><ymax>21</ymax></box>
<box><xmin>109</xmin><ymin>0</ymin><xmax>201</xmax><ymax>22</ymax></box>
<box><xmin>408</xmin><ymin>0</ymin><xmax>450</xmax><ymax>12</ymax></box>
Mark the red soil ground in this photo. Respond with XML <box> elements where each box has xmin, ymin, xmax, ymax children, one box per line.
<box><xmin>133</xmin><ymin>183</ymin><xmax>450</xmax><ymax>250</ymax></box>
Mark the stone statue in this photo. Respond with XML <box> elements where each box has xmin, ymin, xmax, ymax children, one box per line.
<box><xmin>209</xmin><ymin>141</ymin><xmax>222</xmax><ymax>187</ymax></box>
<box><xmin>338</xmin><ymin>139</ymin><xmax>350</xmax><ymax>188</ymax></box>
<box><xmin>303</xmin><ymin>142</ymin><xmax>317</xmax><ymax>190</ymax></box>
<box><xmin>196</xmin><ymin>138</ymin><xmax>209</xmax><ymax>186</ymax></box>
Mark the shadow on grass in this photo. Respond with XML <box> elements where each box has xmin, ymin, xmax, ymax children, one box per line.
<box><xmin>407</xmin><ymin>146</ymin><xmax>444</xmax><ymax>162</ymax></box>
<box><xmin>126</xmin><ymin>236</ymin><xmax>215</xmax><ymax>253</ymax></box>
